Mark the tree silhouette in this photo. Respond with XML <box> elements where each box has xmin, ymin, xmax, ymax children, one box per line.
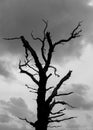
<box><xmin>3</xmin><ymin>20</ymin><xmax>82</xmax><ymax>130</ymax></box>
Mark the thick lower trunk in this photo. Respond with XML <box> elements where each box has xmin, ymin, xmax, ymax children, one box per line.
<box><xmin>35</xmin><ymin>124</ymin><xmax>47</xmax><ymax>130</ymax></box>
<box><xmin>35</xmin><ymin>120</ymin><xmax>48</xmax><ymax>130</ymax></box>
<box><xmin>35</xmin><ymin>75</ymin><xmax>49</xmax><ymax>130</ymax></box>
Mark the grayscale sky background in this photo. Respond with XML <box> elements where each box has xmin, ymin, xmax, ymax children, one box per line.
<box><xmin>0</xmin><ymin>0</ymin><xmax>93</xmax><ymax>130</ymax></box>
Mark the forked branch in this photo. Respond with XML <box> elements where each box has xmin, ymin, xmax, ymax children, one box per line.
<box><xmin>53</xmin><ymin>101</ymin><xmax>75</xmax><ymax>108</ymax></box>
<box><xmin>3</xmin><ymin>36</ymin><xmax>43</xmax><ymax>71</ymax></box>
<box><xmin>3</xmin><ymin>20</ymin><xmax>82</xmax><ymax>129</ymax></box>
<box><xmin>49</xmin><ymin>65</ymin><xmax>60</xmax><ymax>77</ymax></box>
<box><xmin>20</xmin><ymin>36</ymin><xmax>43</xmax><ymax>71</ymax></box>
<box><xmin>25</xmin><ymin>84</ymin><xmax>38</xmax><ymax>93</ymax></box>
<box><xmin>46</xmin><ymin>86</ymin><xmax>54</xmax><ymax>91</ymax></box>
<box><xmin>54</xmin><ymin>21</ymin><xmax>82</xmax><ymax>47</ymax></box>
<box><xmin>31</xmin><ymin>30</ymin><xmax>47</xmax><ymax>63</ymax></box>
<box><xmin>19</xmin><ymin>60</ymin><xmax>39</xmax><ymax>85</ymax></box>
<box><xmin>42</xmin><ymin>19</ymin><xmax>48</xmax><ymax>40</ymax></box>
<box><xmin>31</xmin><ymin>20</ymin><xmax>48</xmax><ymax>63</ymax></box>
<box><xmin>31</xmin><ymin>31</ymin><xmax>43</xmax><ymax>42</ymax></box>
<box><xmin>50</xmin><ymin>108</ymin><xmax>66</xmax><ymax>115</ymax></box>
<box><xmin>49</xmin><ymin>113</ymin><xmax>65</xmax><ymax>119</ymax></box>
<box><xmin>46</xmin><ymin>70</ymin><xmax>72</xmax><ymax>104</ymax></box>
<box><xmin>21</xmin><ymin>59</ymin><xmax>39</xmax><ymax>73</ymax></box>
<box><xmin>41</xmin><ymin>19</ymin><xmax>48</xmax><ymax>62</ymax></box>
<box><xmin>44</xmin><ymin>32</ymin><xmax>54</xmax><ymax>72</ymax></box>
<box><xmin>18</xmin><ymin>117</ymin><xmax>35</xmax><ymax>127</ymax></box>
<box><xmin>56</xmin><ymin>92</ymin><xmax>74</xmax><ymax>96</ymax></box>
<box><xmin>49</xmin><ymin>117</ymin><xmax>76</xmax><ymax>123</ymax></box>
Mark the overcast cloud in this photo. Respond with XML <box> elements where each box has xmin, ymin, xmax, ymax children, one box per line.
<box><xmin>0</xmin><ymin>87</ymin><xmax>93</xmax><ymax>130</ymax></box>
<box><xmin>0</xmin><ymin>0</ymin><xmax>93</xmax><ymax>61</ymax></box>
<box><xmin>58</xmin><ymin>83</ymin><xmax>93</xmax><ymax>110</ymax></box>
<box><xmin>0</xmin><ymin>97</ymin><xmax>36</xmax><ymax>130</ymax></box>
<box><xmin>0</xmin><ymin>0</ymin><xmax>93</xmax><ymax>130</ymax></box>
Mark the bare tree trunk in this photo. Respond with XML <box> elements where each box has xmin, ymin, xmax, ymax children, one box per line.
<box><xmin>35</xmin><ymin>119</ymin><xmax>48</xmax><ymax>130</ymax></box>
<box><xmin>3</xmin><ymin>20</ymin><xmax>82</xmax><ymax>130</ymax></box>
<box><xmin>35</xmin><ymin>124</ymin><xmax>47</xmax><ymax>130</ymax></box>
<box><xmin>35</xmin><ymin>75</ymin><xmax>49</xmax><ymax>130</ymax></box>
<box><xmin>36</xmin><ymin>105</ymin><xmax>49</xmax><ymax>130</ymax></box>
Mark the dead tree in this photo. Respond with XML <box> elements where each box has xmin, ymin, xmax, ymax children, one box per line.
<box><xmin>3</xmin><ymin>20</ymin><xmax>82</xmax><ymax>130</ymax></box>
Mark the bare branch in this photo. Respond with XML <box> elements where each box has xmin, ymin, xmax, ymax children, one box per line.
<box><xmin>54</xmin><ymin>21</ymin><xmax>82</xmax><ymax>47</ymax></box>
<box><xmin>41</xmin><ymin>19</ymin><xmax>49</xmax><ymax>63</ymax></box>
<box><xmin>25</xmin><ymin>84</ymin><xmax>37</xmax><ymax>91</ymax></box>
<box><xmin>44</xmin><ymin>32</ymin><xmax>54</xmax><ymax>72</ymax></box>
<box><xmin>47</xmin><ymin>73</ymin><xmax>52</xmax><ymax>79</ymax></box>
<box><xmin>19</xmin><ymin>59</ymin><xmax>38</xmax><ymax>73</ymax></box>
<box><xmin>71</xmin><ymin>21</ymin><xmax>82</xmax><ymax>38</ymax></box>
<box><xmin>3</xmin><ymin>37</ymin><xmax>20</xmax><ymax>40</ymax></box>
<box><xmin>25</xmin><ymin>84</ymin><xmax>38</xmax><ymax>93</ymax></box>
<box><xmin>24</xmin><ymin>47</ymin><xmax>29</xmax><ymax>60</ymax></box>
<box><xmin>19</xmin><ymin>60</ymin><xmax>39</xmax><ymax>85</ymax></box>
<box><xmin>49</xmin><ymin>99</ymin><xmax>56</xmax><ymax>111</ymax></box>
<box><xmin>23</xmin><ymin>59</ymin><xmax>39</xmax><ymax>73</ymax></box>
<box><xmin>41</xmin><ymin>40</ymin><xmax>47</xmax><ymax>63</ymax></box>
<box><xmin>18</xmin><ymin>117</ymin><xmax>35</xmax><ymax>127</ymax></box>
<box><xmin>31</xmin><ymin>20</ymin><xmax>48</xmax><ymax>63</ymax></box>
<box><xmin>49</xmin><ymin>65</ymin><xmax>60</xmax><ymax>77</ymax></box>
<box><xmin>49</xmin><ymin>117</ymin><xmax>76</xmax><ymax>123</ymax></box>
<box><xmin>49</xmin><ymin>99</ymin><xmax>74</xmax><ymax>114</ymax></box>
<box><xmin>46</xmin><ymin>70</ymin><xmax>72</xmax><ymax>104</ymax></box>
<box><xmin>54</xmin><ymin>101</ymin><xmax>75</xmax><ymax>108</ymax></box>
<box><xmin>46</xmin><ymin>86</ymin><xmax>54</xmax><ymax>91</ymax></box>
<box><xmin>46</xmin><ymin>32</ymin><xmax>53</xmax><ymax>47</ymax></box>
<box><xmin>42</xmin><ymin>19</ymin><xmax>48</xmax><ymax>39</ymax></box>
<box><xmin>31</xmin><ymin>31</ymin><xmax>47</xmax><ymax>63</ymax></box>
<box><xmin>41</xmin><ymin>20</ymin><xmax>48</xmax><ymax>63</ymax></box>
<box><xmin>20</xmin><ymin>36</ymin><xmax>43</xmax><ymax>71</ymax></box>
<box><xmin>4</xmin><ymin>21</ymin><xmax>81</xmax><ymax>129</ymax></box>
<box><xmin>56</xmin><ymin>92</ymin><xmax>74</xmax><ymax>96</ymax></box>
<box><xmin>50</xmin><ymin>108</ymin><xmax>66</xmax><ymax>115</ymax></box>
<box><xmin>27</xmin><ymin>64</ymin><xmax>39</xmax><ymax>73</ymax></box>
<box><xmin>3</xmin><ymin>36</ymin><xmax>43</xmax><ymax>71</ymax></box>
<box><xmin>49</xmin><ymin>113</ymin><xmax>65</xmax><ymax>119</ymax></box>
<box><xmin>48</xmin><ymin>125</ymin><xmax>61</xmax><ymax>128</ymax></box>
<box><xmin>29</xmin><ymin>90</ymin><xmax>38</xmax><ymax>93</ymax></box>
<box><xmin>31</xmin><ymin>31</ymin><xmax>43</xmax><ymax>42</ymax></box>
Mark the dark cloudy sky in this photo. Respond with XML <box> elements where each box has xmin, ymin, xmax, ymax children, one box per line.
<box><xmin>0</xmin><ymin>0</ymin><xmax>93</xmax><ymax>130</ymax></box>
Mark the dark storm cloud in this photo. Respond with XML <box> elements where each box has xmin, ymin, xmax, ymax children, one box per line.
<box><xmin>0</xmin><ymin>0</ymin><xmax>93</xmax><ymax>61</ymax></box>
<box><xmin>58</xmin><ymin>84</ymin><xmax>93</xmax><ymax>110</ymax></box>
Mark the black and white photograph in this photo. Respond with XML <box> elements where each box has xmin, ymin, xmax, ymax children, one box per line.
<box><xmin>0</xmin><ymin>0</ymin><xmax>93</xmax><ymax>130</ymax></box>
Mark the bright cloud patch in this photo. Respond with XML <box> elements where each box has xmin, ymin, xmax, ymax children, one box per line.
<box><xmin>88</xmin><ymin>0</ymin><xmax>93</xmax><ymax>6</ymax></box>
